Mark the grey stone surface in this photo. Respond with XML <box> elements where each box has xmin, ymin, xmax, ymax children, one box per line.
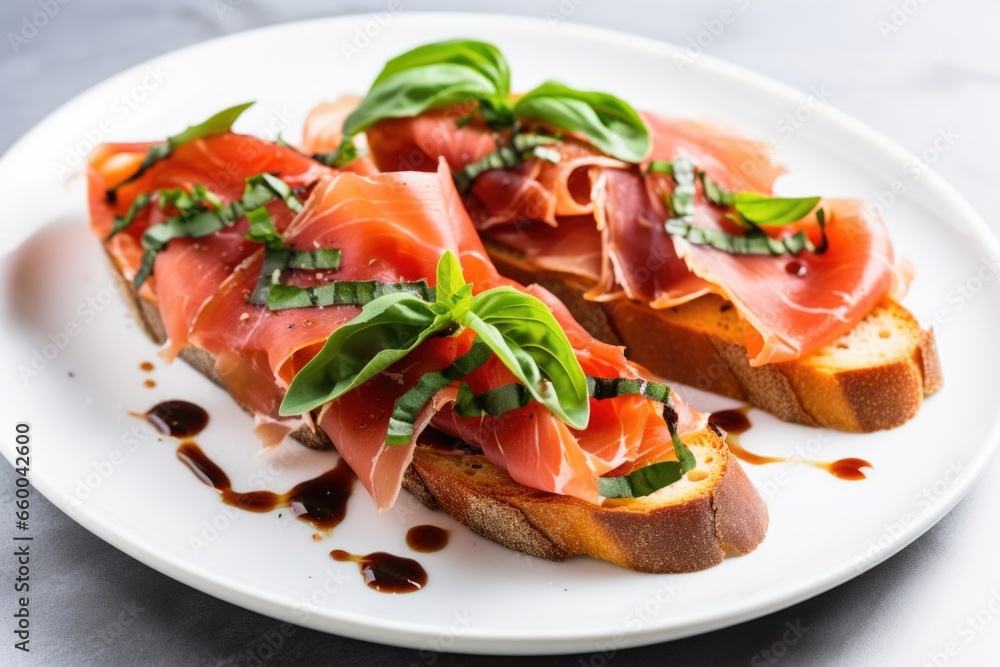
<box><xmin>1</xmin><ymin>1</ymin><xmax>998</xmax><ymax>665</ymax></box>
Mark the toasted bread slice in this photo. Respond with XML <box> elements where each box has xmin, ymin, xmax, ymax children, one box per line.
<box><xmin>486</xmin><ymin>240</ymin><xmax>942</xmax><ymax>432</ymax></box>
<box><xmin>107</xmin><ymin>251</ymin><xmax>768</xmax><ymax>573</ymax></box>
<box><xmin>402</xmin><ymin>429</ymin><xmax>767</xmax><ymax>573</ymax></box>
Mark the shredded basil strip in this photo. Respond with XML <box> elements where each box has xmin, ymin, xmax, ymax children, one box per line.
<box><xmin>313</xmin><ymin>137</ymin><xmax>359</xmax><ymax>168</ymax></box>
<box><xmin>647</xmin><ymin>160</ymin><xmax>674</xmax><ymax>176</ymax></box>
<box><xmin>132</xmin><ymin>173</ymin><xmax>294</xmax><ymax>289</ymax></box>
<box><xmin>247</xmin><ymin>247</ymin><xmax>343</xmax><ymax>306</ymax></box>
<box><xmin>665</xmin><ymin>215</ymin><xmax>826</xmax><ymax>256</ymax></box>
<box><xmin>668</xmin><ymin>156</ymin><xmax>697</xmax><ymax>223</ymax></box>
<box><xmin>598</xmin><ymin>461</ymin><xmax>686</xmax><ymax>499</ymax></box>
<box><xmin>452</xmin><ymin>132</ymin><xmax>561</xmax><ymax>194</ymax></box>
<box><xmin>385</xmin><ymin>341</ymin><xmax>493</xmax><ymax>446</ymax></box>
<box><xmin>106</xmin><ymin>192</ymin><xmax>151</xmax><ymax>240</ymax></box>
<box><xmin>450</xmin><ymin>373</ymin><xmax>696</xmax><ymax>489</ymax></box>
<box><xmin>660</xmin><ymin>156</ymin><xmax>827</xmax><ymax>256</ymax></box>
<box><xmin>266</xmin><ymin>280</ymin><xmax>435</xmax><ymax>310</ymax></box>
<box><xmin>106</xmin><ymin>102</ymin><xmax>254</xmax><ymax>202</ymax></box>
<box><xmin>452</xmin><ymin>382</ymin><xmax>529</xmax><ymax>418</ymax></box>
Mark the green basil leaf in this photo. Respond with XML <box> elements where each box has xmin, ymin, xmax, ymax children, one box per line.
<box><xmin>279</xmin><ymin>292</ymin><xmax>446</xmax><ymax>416</ymax></box>
<box><xmin>342</xmin><ymin>39</ymin><xmax>511</xmax><ymax>139</ymax></box>
<box><xmin>433</xmin><ymin>249</ymin><xmax>468</xmax><ymax>307</ymax></box>
<box><xmin>513</xmin><ymin>81</ymin><xmax>650</xmax><ymax>163</ymax></box>
<box><xmin>373</xmin><ymin>39</ymin><xmax>510</xmax><ymax>97</ymax></box>
<box><xmin>461</xmin><ymin>286</ymin><xmax>589</xmax><ymax>429</ymax></box>
<box><xmin>106</xmin><ymin>102</ymin><xmax>254</xmax><ymax>201</ymax></box>
<box><xmin>599</xmin><ymin>461</ymin><xmax>685</xmax><ymax>498</ymax></box>
<box><xmin>732</xmin><ymin>192</ymin><xmax>820</xmax><ymax>226</ymax></box>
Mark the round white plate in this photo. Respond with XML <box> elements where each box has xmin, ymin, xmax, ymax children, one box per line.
<box><xmin>1</xmin><ymin>13</ymin><xmax>997</xmax><ymax>656</ymax></box>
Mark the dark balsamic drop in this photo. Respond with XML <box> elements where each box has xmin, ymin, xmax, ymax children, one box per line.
<box><xmin>406</xmin><ymin>525</ymin><xmax>449</xmax><ymax>553</ymax></box>
<box><xmin>823</xmin><ymin>457</ymin><xmax>872</xmax><ymax>481</ymax></box>
<box><xmin>331</xmin><ymin>550</ymin><xmax>427</xmax><ymax>593</ymax></box>
<box><xmin>175</xmin><ymin>442</ymin><xmax>356</xmax><ymax>530</ymax></box>
<box><xmin>709</xmin><ymin>408</ymin><xmax>872</xmax><ymax>480</ymax></box>
<box><xmin>144</xmin><ymin>400</ymin><xmax>209</xmax><ymax>438</ymax></box>
<box><xmin>707</xmin><ymin>409</ymin><xmax>751</xmax><ymax>435</ymax></box>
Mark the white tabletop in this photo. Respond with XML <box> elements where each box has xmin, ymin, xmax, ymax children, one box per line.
<box><xmin>1</xmin><ymin>1</ymin><xmax>998</xmax><ymax>664</ymax></box>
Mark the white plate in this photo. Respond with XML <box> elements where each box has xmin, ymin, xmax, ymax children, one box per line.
<box><xmin>1</xmin><ymin>13</ymin><xmax>997</xmax><ymax>656</ymax></box>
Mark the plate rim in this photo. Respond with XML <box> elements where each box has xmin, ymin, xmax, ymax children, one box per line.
<box><xmin>2</xmin><ymin>11</ymin><xmax>999</xmax><ymax>655</ymax></box>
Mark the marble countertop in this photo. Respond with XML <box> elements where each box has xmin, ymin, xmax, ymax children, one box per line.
<box><xmin>2</xmin><ymin>1</ymin><xmax>998</xmax><ymax>665</ymax></box>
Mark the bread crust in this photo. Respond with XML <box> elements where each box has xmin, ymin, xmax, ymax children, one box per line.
<box><xmin>486</xmin><ymin>239</ymin><xmax>942</xmax><ymax>432</ymax></box>
<box><xmin>106</xmin><ymin>249</ymin><xmax>768</xmax><ymax>573</ymax></box>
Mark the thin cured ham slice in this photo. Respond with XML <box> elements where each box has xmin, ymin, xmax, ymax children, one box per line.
<box><xmin>88</xmin><ymin>134</ymin><xmax>330</xmax><ymax>359</ymax></box>
<box><xmin>91</xmin><ymin>137</ymin><xmax>710</xmax><ymax>511</ymax></box>
<box><xmin>356</xmin><ymin>102</ymin><xmax>897</xmax><ymax>366</ymax></box>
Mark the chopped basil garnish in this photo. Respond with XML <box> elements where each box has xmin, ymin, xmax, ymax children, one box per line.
<box><xmin>106</xmin><ymin>192</ymin><xmax>151</xmax><ymax>240</ymax></box>
<box><xmin>450</xmin><ymin>374</ymin><xmax>699</xmax><ymax>498</ymax></box>
<box><xmin>280</xmin><ymin>251</ymin><xmax>590</xmax><ymax>431</ymax></box>
<box><xmin>598</xmin><ymin>461</ymin><xmax>687</xmax><ymax>499</ymax></box>
<box><xmin>385</xmin><ymin>341</ymin><xmax>493</xmax><ymax>446</ymax></box>
<box><xmin>266</xmin><ymin>279</ymin><xmax>433</xmax><ymax>310</ymax></box>
<box><xmin>132</xmin><ymin>173</ymin><xmax>295</xmax><ymax>289</ymax></box>
<box><xmin>106</xmin><ymin>102</ymin><xmax>254</xmax><ymax>202</ymax></box>
<box><xmin>238</xmin><ymin>180</ymin><xmax>345</xmax><ymax>306</ymax></box>
<box><xmin>666</xmin><ymin>217</ymin><xmax>825</xmax><ymax>256</ymax></box>
<box><xmin>452</xmin><ymin>132</ymin><xmax>561</xmax><ymax>193</ymax></box>
<box><xmin>659</xmin><ymin>156</ymin><xmax>826</xmax><ymax>256</ymax></box>
<box><xmin>453</xmin><ymin>382</ymin><xmax>529</xmax><ymax>418</ymax></box>
<box><xmin>247</xmin><ymin>247</ymin><xmax>343</xmax><ymax>306</ymax></box>
<box><xmin>331</xmin><ymin>39</ymin><xmax>650</xmax><ymax>166</ymax></box>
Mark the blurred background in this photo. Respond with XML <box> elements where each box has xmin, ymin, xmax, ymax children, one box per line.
<box><xmin>2</xmin><ymin>1</ymin><xmax>997</xmax><ymax>665</ymax></box>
